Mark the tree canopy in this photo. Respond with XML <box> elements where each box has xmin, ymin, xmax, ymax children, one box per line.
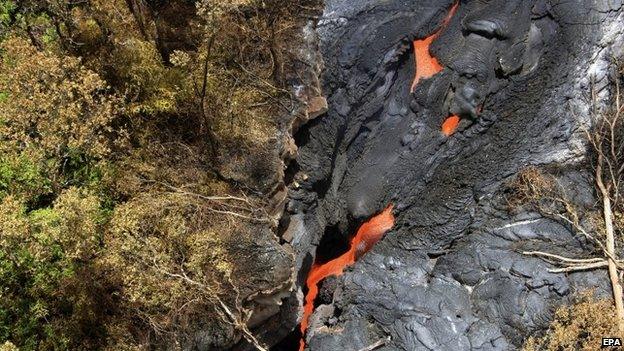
<box><xmin>0</xmin><ymin>0</ymin><xmax>319</xmax><ymax>349</ymax></box>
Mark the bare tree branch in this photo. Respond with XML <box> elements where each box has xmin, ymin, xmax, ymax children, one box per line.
<box><xmin>357</xmin><ymin>337</ymin><xmax>391</xmax><ymax>351</ymax></box>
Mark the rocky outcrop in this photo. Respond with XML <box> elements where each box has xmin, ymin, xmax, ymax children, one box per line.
<box><xmin>232</xmin><ymin>13</ymin><xmax>328</xmax><ymax>350</ymax></box>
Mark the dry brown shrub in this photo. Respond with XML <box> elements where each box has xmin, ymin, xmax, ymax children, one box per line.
<box><xmin>524</xmin><ymin>293</ymin><xmax>623</xmax><ymax>351</ymax></box>
<box><xmin>506</xmin><ymin>166</ymin><xmax>558</xmax><ymax>211</ymax></box>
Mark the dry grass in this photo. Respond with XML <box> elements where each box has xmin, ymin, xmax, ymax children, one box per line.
<box><xmin>506</xmin><ymin>166</ymin><xmax>558</xmax><ymax>211</ymax></box>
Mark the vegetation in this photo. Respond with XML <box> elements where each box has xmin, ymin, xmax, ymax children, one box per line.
<box><xmin>524</xmin><ymin>293</ymin><xmax>622</xmax><ymax>351</ymax></box>
<box><xmin>0</xmin><ymin>0</ymin><xmax>319</xmax><ymax>349</ymax></box>
<box><xmin>513</xmin><ymin>62</ymin><xmax>624</xmax><ymax>348</ymax></box>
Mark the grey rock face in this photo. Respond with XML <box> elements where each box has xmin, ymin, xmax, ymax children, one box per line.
<box><xmin>281</xmin><ymin>1</ymin><xmax>624</xmax><ymax>350</ymax></box>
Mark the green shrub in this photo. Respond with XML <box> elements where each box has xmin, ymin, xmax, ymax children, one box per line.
<box><xmin>0</xmin><ymin>153</ymin><xmax>50</xmax><ymax>203</ymax></box>
<box><xmin>0</xmin><ymin>188</ymin><xmax>106</xmax><ymax>350</ymax></box>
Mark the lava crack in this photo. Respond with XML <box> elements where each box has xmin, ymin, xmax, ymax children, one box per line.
<box><xmin>299</xmin><ymin>205</ymin><xmax>395</xmax><ymax>350</ymax></box>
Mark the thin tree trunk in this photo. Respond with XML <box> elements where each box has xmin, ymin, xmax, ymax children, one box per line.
<box><xmin>125</xmin><ymin>0</ymin><xmax>153</xmax><ymax>41</ymax></box>
<box><xmin>269</xmin><ymin>24</ymin><xmax>283</xmax><ymax>86</ymax></box>
<box><xmin>597</xmin><ymin>153</ymin><xmax>624</xmax><ymax>332</ymax></box>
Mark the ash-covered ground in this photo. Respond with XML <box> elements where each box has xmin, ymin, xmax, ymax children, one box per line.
<box><xmin>273</xmin><ymin>1</ymin><xmax>624</xmax><ymax>350</ymax></box>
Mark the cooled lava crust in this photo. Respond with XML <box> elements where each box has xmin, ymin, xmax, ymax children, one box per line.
<box><xmin>281</xmin><ymin>1</ymin><xmax>624</xmax><ymax>350</ymax></box>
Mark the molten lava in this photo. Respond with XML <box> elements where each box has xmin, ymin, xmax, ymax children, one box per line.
<box><xmin>411</xmin><ymin>35</ymin><xmax>444</xmax><ymax>92</ymax></box>
<box><xmin>409</xmin><ymin>2</ymin><xmax>460</xmax><ymax>137</ymax></box>
<box><xmin>299</xmin><ymin>205</ymin><xmax>395</xmax><ymax>351</ymax></box>
<box><xmin>410</xmin><ymin>2</ymin><xmax>459</xmax><ymax>92</ymax></box>
<box><xmin>441</xmin><ymin>114</ymin><xmax>460</xmax><ymax>136</ymax></box>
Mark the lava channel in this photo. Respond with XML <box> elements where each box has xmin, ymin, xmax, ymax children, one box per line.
<box><xmin>299</xmin><ymin>204</ymin><xmax>395</xmax><ymax>351</ymax></box>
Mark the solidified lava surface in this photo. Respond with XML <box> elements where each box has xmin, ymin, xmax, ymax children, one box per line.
<box><xmin>284</xmin><ymin>0</ymin><xmax>624</xmax><ymax>350</ymax></box>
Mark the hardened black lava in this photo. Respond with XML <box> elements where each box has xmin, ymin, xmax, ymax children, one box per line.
<box><xmin>272</xmin><ymin>0</ymin><xmax>624</xmax><ymax>350</ymax></box>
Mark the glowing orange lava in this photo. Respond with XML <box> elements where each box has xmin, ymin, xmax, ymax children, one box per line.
<box><xmin>441</xmin><ymin>114</ymin><xmax>460</xmax><ymax>136</ymax></box>
<box><xmin>411</xmin><ymin>35</ymin><xmax>444</xmax><ymax>92</ymax></box>
<box><xmin>299</xmin><ymin>205</ymin><xmax>395</xmax><ymax>351</ymax></box>
<box><xmin>410</xmin><ymin>2</ymin><xmax>459</xmax><ymax>92</ymax></box>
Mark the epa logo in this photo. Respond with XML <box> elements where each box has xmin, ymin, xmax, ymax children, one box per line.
<box><xmin>603</xmin><ymin>337</ymin><xmax>623</xmax><ymax>347</ymax></box>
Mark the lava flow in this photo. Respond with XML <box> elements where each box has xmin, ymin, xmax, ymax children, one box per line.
<box><xmin>299</xmin><ymin>204</ymin><xmax>395</xmax><ymax>351</ymax></box>
<box><xmin>441</xmin><ymin>115</ymin><xmax>460</xmax><ymax>136</ymax></box>
<box><xmin>410</xmin><ymin>2</ymin><xmax>461</xmax><ymax>136</ymax></box>
<box><xmin>410</xmin><ymin>2</ymin><xmax>459</xmax><ymax>91</ymax></box>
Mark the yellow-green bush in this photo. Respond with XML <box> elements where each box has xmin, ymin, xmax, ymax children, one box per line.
<box><xmin>0</xmin><ymin>36</ymin><xmax>119</xmax><ymax>159</ymax></box>
<box><xmin>0</xmin><ymin>36</ymin><xmax>122</xmax><ymax>205</ymax></box>
<box><xmin>104</xmin><ymin>191</ymin><xmax>237</xmax><ymax>347</ymax></box>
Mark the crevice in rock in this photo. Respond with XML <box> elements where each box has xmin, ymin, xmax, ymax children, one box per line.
<box><xmin>299</xmin><ymin>205</ymin><xmax>395</xmax><ymax>350</ymax></box>
<box><xmin>270</xmin><ymin>328</ymin><xmax>302</xmax><ymax>351</ymax></box>
<box><xmin>315</xmin><ymin>225</ymin><xmax>351</xmax><ymax>264</ymax></box>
